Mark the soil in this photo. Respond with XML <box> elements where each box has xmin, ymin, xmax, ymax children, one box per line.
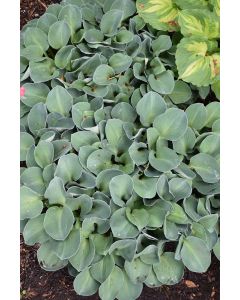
<box><xmin>20</xmin><ymin>1</ymin><xmax>220</xmax><ymax>299</ymax></box>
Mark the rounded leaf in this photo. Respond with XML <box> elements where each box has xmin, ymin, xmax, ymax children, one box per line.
<box><xmin>74</xmin><ymin>268</ymin><xmax>99</xmax><ymax>296</ymax></box>
<box><xmin>48</xmin><ymin>21</ymin><xmax>71</xmax><ymax>49</ymax></box>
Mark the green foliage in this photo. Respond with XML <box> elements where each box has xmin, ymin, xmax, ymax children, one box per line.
<box><xmin>136</xmin><ymin>0</ymin><xmax>220</xmax><ymax>94</ymax></box>
<box><xmin>20</xmin><ymin>1</ymin><xmax>220</xmax><ymax>299</ymax></box>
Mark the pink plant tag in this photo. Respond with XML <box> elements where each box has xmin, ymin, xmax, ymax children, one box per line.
<box><xmin>20</xmin><ymin>86</ymin><xmax>25</xmax><ymax>97</ymax></box>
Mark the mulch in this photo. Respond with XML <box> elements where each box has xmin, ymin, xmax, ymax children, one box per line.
<box><xmin>20</xmin><ymin>1</ymin><xmax>220</xmax><ymax>299</ymax></box>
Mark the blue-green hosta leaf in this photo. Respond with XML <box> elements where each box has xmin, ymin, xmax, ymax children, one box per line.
<box><xmin>181</xmin><ymin>236</ymin><xmax>211</xmax><ymax>272</ymax></box>
<box><xmin>92</xmin><ymin>234</ymin><xmax>113</xmax><ymax>256</ymax></box>
<box><xmin>100</xmin><ymin>9</ymin><xmax>123</xmax><ymax>37</ymax></box>
<box><xmin>55</xmin><ymin>45</ymin><xmax>80</xmax><ymax>70</ymax></box>
<box><xmin>21</xmin><ymin>83</ymin><xmax>50</xmax><ymax>107</ymax></box>
<box><xmin>169</xmin><ymin>178</ymin><xmax>192</xmax><ymax>201</ymax></box>
<box><xmin>186</xmin><ymin>103</ymin><xmax>207</xmax><ymax>131</ymax></box>
<box><xmin>176</xmin><ymin>37</ymin><xmax>220</xmax><ymax>87</ymax></box>
<box><xmin>55</xmin><ymin>153</ymin><xmax>82</xmax><ymax>184</ymax></box>
<box><xmin>116</xmin><ymin>271</ymin><xmax>143</xmax><ymax>300</ymax></box>
<box><xmin>109</xmin><ymin>53</ymin><xmax>132</xmax><ymax>74</ymax></box>
<box><xmin>58</xmin><ymin>4</ymin><xmax>82</xmax><ymax>36</ymax></box>
<box><xmin>149</xmin><ymin>147</ymin><xmax>181</xmax><ymax>172</ymax></box>
<box><xmin>109</xmin><ymin>174</ymin><xmax>133</xmax><ymax>207</ymax></box>
<box><xmin>99</xmin><ymin>266</ymin><xmax>124</xmax><ymax>300</ymax></box>
<box><xmin>96</xmin><ymin>169</ymin><xmax>124</xmax><ymax>195</ymax></box>
<box><xmin>152</xmin><ymin>35</ymin><xmax>172</xmax><ymax>55</ymax></box>
<box><xmin>213</xmin><ymin>238</ymin><xmax>220</xmax><ymax>260</ymax></box>
<box><xmin>153</xmin><ymin>252</ymin><xmax>184</xmax><ymax>285</ymax></box>
<box><xmin>110</xmin><ymin>207</ymin><xmax>139</xmax><ymax>238</ymax></box>
<box><xmin>46</xmin><ymin>86</ymin><xmax>73</xmax><ymax>117</ymax></box>
<box><xmin>29</xmin><ymin>58</ymin><xmax>59</xmax><ymax>83</ymax></box>
<box><xmin>156</xmin><ymin>174</ymin><xmax>173</xmax><ymax>201</ymax></box>
<box><xmin>109</xmin><ymin>239</ymin><xmax>137</xmax><ymax>262</ymax></box>
<box><xmin>44</xmin><ymin>206</ymin><xmax>74</xmax><ymax>240</ymax></box>
<box><xmin>37</xmin><ymin>242</ymin><xmax>68</xmax><ymax>271</ymax></box>
<box><xmin>23</xmin><ymin>214</ymin><xmax>49</xmax><ymax>245</ymax></box>
<box><xmin>48</xmin><ymin>21</ymin><xmax>71</xmax><ymax>49</ymax></box>
<box><xmin>136</xmin><ymin>0</ymin><xmax>179</xmax><ymax>31</ymax></box>
<box><xmin>23</xmin><ymin>27</ymin><xmax>49</xmax><ymax>52</ymax></box>
<box><xmin>169</xmin><ymin>81</ymin><xmax>192</xmax><ymax>104</ymax></box>
<box><xmin>52</xmin><ymin>140</ymin><xmax>72</xmax><ymax>160</ymax></box>
<box><xmin>136</xmin><ymin>92</ymin><xmax>166</xmax><ymax>127</ymax></box>
<box><xmin>178</xmin><ymin>9</ymin><xmax>219</xmax><ymax>39</ymax></box>
<box><xmin>125</xmin><ymin>258</ymin><xmax>151</xmax><ymax>284</ymax></box>
<box><xmin>20</xmin><ymin>186</ymin><xmax>43</xmax><ymax>220</ymax></box>
<box><xmin>20</xmin><ymin>132</ymin><xmax>34</xmax><ymax>161</ymax></box>
<box><xmin>126</xmin><ymin>208</ymin><xmax>149</xmax><ymax>231</ymax></box>
<box><xmin>174</xmin><ymin>162</ymin><xmax>196</xmax><ymax>180</ymax></box>
<box><xmin>164</xmin><ymin>219</ymin><xmax>180</xmax><ymax>241</ymax></box>
<box><xmin>172</xmin><ymin>127</ymin><xmax>196</xmax><ymax>155</ymax></box>
<box><xmin>28</xmin><ymin>103</ymin><xmax>47</xmax><ymax>136</ymax></box>
<box><xmin>205</xmin><ymin>102</ymin><xmax>220</xmax><ymax>128</ymax></box>
<box><xmin>128</xmin><ymin>142</ymin><xmax>148</xmax><ymax>166</ymax></box>
<box><xmin>46</xmin><ymin>3</ymin><xmax>63</xmax><ymax>16</ymax></box>
<box><xmin>21</xmin><ymin>167</ymin><xmax>45</xmax><ymax>195</ymax></box>
<box><xmin>44</xmin><ymin>177</ymin><xmax>67</xmax><ymax>205</ymax></box>
<box><xmin>115</xmin><ymin>30</ymin><xmax>134</xmax><ymax>44</ymax></box>
<box><xmin>153</xmin><ymin>108</ymin><xmax>188</xmax><ymax>141</ymax></box>
<box><xmin>93</xmin><ymin>64</ymin><xmax>117</xmax><ymax>85</ymax></box>
<box><xmin>69</xmin><ymin>237</ymin><xmax>95</xmax><ymax>271</ymax></box>
<box><xmin>167</xmin><ymin>202</ymin><xmax>189</xmax><ymax>224</ymax></box>
<box><xmin>84</xmin><ymin>29</ymin><xmax>104</xmax><ymax>43</ymax></box>
<box><xmin>37</xmin><ymin>13</ymin><xmax>58</xmax><ymax>33</ymax></box>
<box><xmin>105</xmin><ymin>119</ymin><xmax>131</xmax><ymax>154</ymax></box>
<box><xmin>74</xmin><ymin>268</ymin><xmax>100</xmax><ymax>296</ymax></box>
<box><xmin>50</xmin><ymin>228</ymin><xmax>81</xmax><ymax>259</ymax></box>
<box><xmin>90</xmin><ymin>255</ymin><xmax>115</xmax><ymax>283</ymax></box>
<box><xmin>148</xmin><ymin>71</ymin><xmax>175</xmax><ymax>95</ymax></box>
<box><xmin>85</xmin><ymin>199</ymin><xmax>111</xmax><ymax>219</ymax></box>
<box><xmin>146</xmin><ymin>200</ymin><xmax>171</xmax><ymax>227</ymax></box>
<box><xmin>111</xmin><ymin>102</ymin><xmax>137</xmax><ymax>123</ymax></box>
<box><xmin>21</xmin><ymin>45</ymin><xmax>44</xmax><ymax>62</ymax></box>
<box><xmin>43</xmin><ymin>163</ymin><xmax>56</xmax><ymax>185</ymax></box>
<box><xmin>144</xmin><ymin>267</ymin><xmax>162</xmax><ymax>288</ymax></box>
<box><xmin>135</xmin><ymin>245</ymin><xmax>159</xmax><ymax>265</ymax></box>
<box><xmin>199</xmin><ymin>133</ymin><xmax>220</xmax><ymax>157</ymax></box>
<box><xmin>34</xmin><ymin>140</ymin><xmax>54</xmax><ymax>168</ymax></box>
<box><xmin>72</xmin><ymin>102</ymin><xmax>93</xmax><ymax>129</ymax></box>
<box><xmin>190</xmin><ymin>153</ymin><xmax>220</xmax><ymax>183</ymax></box>
<box><xmin>87</xmin><ymin>149</ymin><xmax>113</xmax><ymax>175</ymax></box>
<box><xmin>132</xmin><ymin>174</ymin><xmax>157</xmax><ymax>199</ymax></box>
<box><xmin>71</xmin><ymin>131</ymin><xmax>99</xmax><ymax>152</ymax></box>
<box><xmin>110</xmin><ymin>0</ymin><xmax>136</xmax><ymax>20</ymax></box>
<box><xmin>199</xmin><ymin>214</ymin><xmax>219</xmax><ymax>233</ymax></box>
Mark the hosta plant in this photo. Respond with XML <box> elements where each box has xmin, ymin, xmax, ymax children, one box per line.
<box><xmin>136</xmin><ymin>0</ymin><xmax>220</xmax><ymax>96</ymax></box>
<box><xmin>20</xmin><ymin>1</ymin><xmax>220</xmax><ymax>299</ymax></box>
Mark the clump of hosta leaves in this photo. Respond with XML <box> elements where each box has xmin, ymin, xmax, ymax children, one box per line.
<box><xmin>20</xmin><ymin>1</ymin><xmax>220</xmax><ymax>299</ymax></box>
<box><xmin>136</xmin><ymin>0</ymin><xmax>220</xmax><ymax>97</ymax></box>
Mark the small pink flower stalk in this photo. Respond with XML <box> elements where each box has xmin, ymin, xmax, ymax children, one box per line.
<box><xmin>20</xmin><ymin>86</ymin><xmax>25</xmax><ymax>97</ymax></box>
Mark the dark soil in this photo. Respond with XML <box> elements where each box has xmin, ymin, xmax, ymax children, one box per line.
<box><xmin>20</xmin><ymin>236</ymin><xmax>219</xmax><ymax>300</ymax></box>
<box><xmin>20</xmin><ymin>1</ymin><xmax>220</xmax><ymax>299</ymax></box>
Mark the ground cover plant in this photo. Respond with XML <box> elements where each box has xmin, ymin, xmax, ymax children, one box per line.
<box><xmin>20</xmin><ymin>0</ymin><xmax>220</xmax><ymax>299</ymax></box>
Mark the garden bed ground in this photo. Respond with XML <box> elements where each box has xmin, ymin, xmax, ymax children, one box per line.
<box><xmin>20</xmin><ymin>1</ymin><xmax>220</xmax><ymax>299</ymax></box>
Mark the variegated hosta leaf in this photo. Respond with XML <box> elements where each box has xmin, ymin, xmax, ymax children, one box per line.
<box><xmin>176</xmin><ymin>37</ymin><xmax>220</xmax><ymax>87</ymax></box>
<box><xmin>178</xmin><ymin>9</ymin><xmax>220</xmax><ymax>39</ymax></box>
<box><xmin>136</xmin><ymin>0</ymin><xmax>179</xmax><ymax>31</ymax></box>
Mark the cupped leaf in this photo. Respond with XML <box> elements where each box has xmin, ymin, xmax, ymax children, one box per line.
<box><xmin>109</xmin><ymin>239</ymin><xmax>137</xmax><ymax>262</ymax></box>
<box><xmin>21</xmin><ymin>83</ymin><xmax>50</xmax><ymax>107</ymax></box>
<box><xmin>148</xmin><ymin>71</ymin><xmax>175</xmax><ymax>95</ymax></box>
<box><xmin>74</xmin><ymin>268</ymin><xmax>100</xmax><ymax>296</ymax></box>
<box><xmin>20</xmin><ymin>132</ymin><xmax>34</xmax><ymax>161</ymax></box>
<box><xmin>24</xmin><ymin>27</ymin><xmax>49</xmax><ymax>51</ymax></box>
<box><xmin>48</xmin><ymin>21</ymin><xmax>71</xmax><ymax>49</ymax></box>
<box><xmin>169</xmin><ymin>178</ymin><xmax>192</xmax><ymax>201</ymax></box>
<box><xmin>153</xmin><ymin>108</ymin><xmax>188</xmax><ymax>141</ymax></box>
<box><xmin>93</xmin><ymin>64</ymin><xmax>116</xmax><ymax>85</ymax></box>
<box><xmin>109</xmin><ymin>174</ymin><xmax>133</xmax><ymax>207</ymax></box>
<box><xmin>181</xmin><ymin>236</ymin><xmax>211</xmax><ymax>272</ymax></box>
<box><xmin>90</xmin><ymin>255</ymin><xmax>115</xmax><ymax>283</ymax></box>
<box><xmin>21</xmin><ymin>167</ymin><xmax>45</xmax><ymax>195</ymax></box>
<box><xmin>44</xmin><ymin>206</ymin><xmax>74</xmax><ymax>240</ymax></box>
<box><xmin>186</xmin><ymin>103</ymin><xmax>207</xmax><ymax>131</ymax></box>
<box><xmin>153</xmin><ymin>252</ymin><xmax>184</xmax><ymax>285</ymax></box>
<box><xmin>100</xmin><ymin>10</ymin><xmax>123</xmax><ymax>37</ymax></box>
<box><xmin>125</xmin><ymin>258</ymin><xmax>151</xmax><ymax>284</ymax></box>
<box><xmin>149</xmin><ymin>147</ymin><xmax>181</xmax><ymax>172</ymax></box>
<box><xmin>34</xmin><ymin>140</ymin><xmax>54</xmax><ymax>168</ymax></box>
<box><xmin>169</xmin><ymin>81</ymin><xmax>192</xmax><ymax>104</ymax></box>
<box><xmin>23</xmin><ymin>214</ymin><xmax>49</xmax><ymax>246</ymax></box>
<box><xmin>110</xmin><ymin>208</ymin><xmax>139</xmax><ymax>238</ymax></box>
<box><xmin>190</xmin><ymin>153</ymin><xmax>220</xmax><ymax>183</ymax></box>
<box><xmin>132</xmin><ymin>174</ymin><xmax>157</xmax><ymax>199</ymax></box>
<box><xmin>109</xmin><ymin>53</ymin><xmax>132</xmax><ymax>74</ymax></box>
<box><xmin>20</xmin><ymin>186</ymin><xmax>43</xmax><ymax>220</ymax></box>
<box><xmin>46</xmin><ymin>86</ymin><xmax>73</xmax><ymax>117</ymax></box>
<box><xmin>55</xmin><ymin>153</ymin><xmax>82</xmax><ymax>184</ymax></box>
<box><xmin>136</xmin><ymin>92</ymin><xmax>166</xmax><ymax>127</ymax></box>
<box><xmin>28</xmin><ymin>103</ymin><xmax>47</xmax><ymax>136</ymax></box>
<box><xmin>58</xmin><ymin>4</ymin><xmax>82</xmax><ymax>36</ymax></box>
<box><xmin>116</xmin><ymin>271</ymin><xmax>143</xmax><ymax>300</ymax></box>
